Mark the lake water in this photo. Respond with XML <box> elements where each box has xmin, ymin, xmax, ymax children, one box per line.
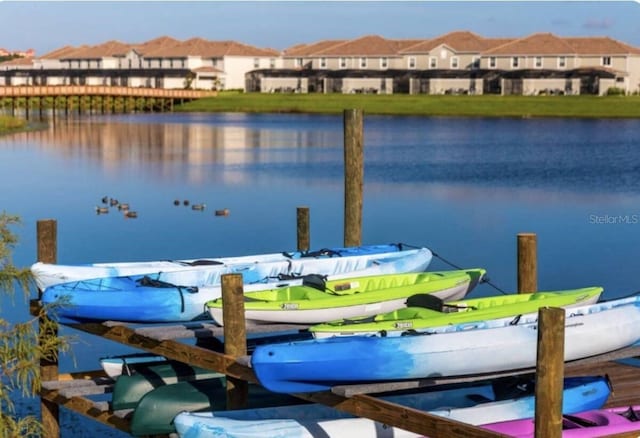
<box><xmin>2</xmin><ymin>112</ymin><xmax>640</xmax><ymax>436</ymax></box>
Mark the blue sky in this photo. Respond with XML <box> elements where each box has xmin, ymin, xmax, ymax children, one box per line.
<box><xmin>1</xmin><ymin>1</ymin><xmax>639</xmax><ymax>56</ymax></box>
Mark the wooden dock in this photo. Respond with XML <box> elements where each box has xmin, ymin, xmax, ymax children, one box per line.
<box><xmin>0</xmin><ymin>85</ymin><xmax>216</xmax><ymax>115</ymax></box>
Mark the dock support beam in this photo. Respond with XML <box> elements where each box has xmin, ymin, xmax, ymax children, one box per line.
<box><xmin>37</xmin><ymin>219</ymin><xmax>60</xmax><ymax>438</ymax></box>
<box><xmin>343</xmin><ymin>108</ymin><xmax>363</xmax><ymax>247</ymax></box>
<box><xmin>221</xmin><ymin>273</ymin><xmax>249</xmax><ymax>410</ymax></box>
<box><xmin>534</xmin><ymin>307</ymin><xmax>565</xmax><ymax>438</ymax></box>
<box><xmin>297</xmin><ymin>206</ymin><xmax>310</xmax><ymax>252</ymax></box>
<box><xmin>517</xmin><ymin>232</ymin><xmax>537</xmax><ymax>293</ymax></box>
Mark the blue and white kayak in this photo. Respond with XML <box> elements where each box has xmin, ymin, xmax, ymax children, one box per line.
<box><xmin>40</xmin><ymin>245</ymin><xmax>433</xmax><ymax>323</ymax></box>
<box><xmin>173</xmin><ymin>376</ymin><xmax>610</xmax><ymax>437</ymax></box>
<box><xmin>252</xmin><ymin>294</ymin><xmax>640</xmax><ymax>393</ymax></box>
<box><xmin>32</xmin><ymin>243</ymin><xmax>419</xmax><ymax>290</ymax></box>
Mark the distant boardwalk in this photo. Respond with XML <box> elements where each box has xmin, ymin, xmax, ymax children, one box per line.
<box><xmin>0</xmin><ymin>85</ymin><xmax>216</xmax><ymax>99</ymax></box>
<box><xmin>0</xmin><ymin>85</ymin><xmax>216</xmax><ymax>114</ymax></box>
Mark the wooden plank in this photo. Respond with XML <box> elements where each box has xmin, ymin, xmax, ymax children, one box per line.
<box><xmin>40</xmin><ymin>388</ymin><xmax>131</xmax><ymax>433</ymax></box>
<box><xmin>295</xmin><ymin>391</ymin><xmax>505</xmax><ymax>437</ymax></box>
<box><xmin>65</xmin><ymin>321</ymin><xmax>258</xmax><ymax>384</ymax></box>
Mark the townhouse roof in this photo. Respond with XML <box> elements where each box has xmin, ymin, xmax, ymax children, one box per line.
<box><xmin>564</xmin><ymin>36</ymin><xmax>640</xmax><ymax>55</ymax></box>
<box><xmin>402</xmin><ymin>31</ymin><xmax>503</xmax><ymax>54</ymax></box>
<box><xmin>0</xmin><ymin>56</ymin><xmax>34</xmax><ymax>66</ymax></box>
<box><xmin>133</xmin><ymin>36</ymin><xmax>181</xmax><ymax>55</ymax></box>
<box><xmin>313</xmin><ymin>35</ymin><xmax>406</xmax><ymax>57</ymax></box>
<box><xmin>283</xmin><ymin>40</ymin><xmax>347</xmax><ymax>57</ymax></box>
<box><xmin>481</xmin><ymin>32</ymin><xmax>640</xmax><ymax>56</ymax></box>
<box><xmin>61</xmin><ymin>40</ymin><xmax>133</xmax><ymax>59</ymax></box>
<box><xmin>39</xmin><ymin>45</ymin><xmax>89</xmax><ymax>59</ymax></box>
<box><xmin>143</xmin><ymin>37</ymin><xmax>279</xmax><ymax>58</ymax></box>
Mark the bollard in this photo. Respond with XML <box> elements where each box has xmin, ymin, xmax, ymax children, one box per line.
<box><xmin>517</xmin><ymin>232</ymin><xmax>537</xmax><ymax>293</ymax></box>
<box><xmin>296</xmin><ymin>206</ymin><xmax>310</xmax><ymax>252</ymax></box>
<box><xmin>221</xmin><ymin>273</ymin><xmax>248</xmax><ymax>409</ymax></box>
<box><xmin>343</xmin><ymin>109</ymin><xmax>363</xmax><ymax>247</ymax></box>
<box><xmin>534</xmin><ymin>307</ymin><xmax>565</xmax><ymax>438</ymax></box>
<box><xmin>36</xmin><ymin>219</ymin><xmax>59</xmax><ymax>438</ymax></box>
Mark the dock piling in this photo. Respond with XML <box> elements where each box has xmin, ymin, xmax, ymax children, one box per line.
<box><xmin>517</xmin><ymin>232</ymin><xmax>537</xmax><ymax>293</ymax></box>
<box><xmin>221</xmin><ymin>273</ymin><xmax>249</xmax><ymax>409</ymax></box>
<box><xmin>534</xmin><ymin>306</ymin><xmax>565</xmax><ymax>438</ymax></box>
<box><xmin>296</xmin><ymin>206</ymin><xmax>310</xmax><ymax>252</ymax></box>
<box><xmin>343</xmin><ymin>109</ymin><xmax>364</xmax><ymax>247</ymax></box>
<box><xmin>36</xmin><ymin>219</ymin><xmax>60</xmax><ymax>438</ymax></box>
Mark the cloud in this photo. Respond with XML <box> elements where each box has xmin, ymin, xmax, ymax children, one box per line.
<box><xmin>583</xmin><ymin>18</ymin><xmax>615</xmax><ymax>30</ymax></box>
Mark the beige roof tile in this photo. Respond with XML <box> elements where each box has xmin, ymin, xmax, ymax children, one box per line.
<box><xmin>315</xmin><ymin>35</ymin><xmax>405</xmax><ymax>56</ymax></box>
<box><xmin>39</xmin><ymin>45</ymin><xmax>88</xmax><ymax>59</ymax></box>
<box><xmin>484</xmin><ymin>33</ymin><xmax>577</xmax><ymax>55</ymax></box>
<box><xmin>0</xmin><ymin>56</ymin><xmax>35</xmax><ymax>66</ymax></box>
<box><xmin>283</xmin><ymin>40</ymin><xmax>347</xmax><ymax>56</ymax></box>
<box><xmin>564</xmin><ymin>36</ymin><xmax>640</xmax><ymax>55</ymax></box>
<box><xmin>62</xmin><ymin>40</ymin><xmax>133</xmax><ymax>59</ymax></box>
<box><xmin>144</xmin><ymin>37</ymin><xmax>278</xmax><ymax>58</ymax></box>
<box><xmin>402</xmin><ymin>31</ymin><xmax>505</xmax><ymax>53</ymax></box>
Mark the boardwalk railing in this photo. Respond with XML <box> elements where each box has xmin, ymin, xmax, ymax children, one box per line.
<box><xmin>0</xmin><ymin>85</ymin><xmax>216</xmax><ymax>99</ymax></box>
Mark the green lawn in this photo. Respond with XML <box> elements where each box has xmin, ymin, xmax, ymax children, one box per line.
<box><xmin>177</xmin><ymin>93</ymin><xmax>640</xmax><ymax>118</ymax></box>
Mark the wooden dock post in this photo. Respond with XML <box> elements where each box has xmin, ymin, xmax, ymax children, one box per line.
<box><xmin>297</xmin><ymin>206</ymin><xmax>310</xmax><ymax>252</ymax></box>
<box><xmin>517</xmin><ymin>232</ymin><xmax>537</xmax><ymax>293</ymax></box>
<box><xmin>534</xmin><ymin>307</ymin><xmax>565</xmax><ymax>438</ymax></box>
<box><xmin>221</xmin><ymin>273</ymin><xmax>249</xmax><ymax>410</ymax></box>
<box><xmin>36</xmin><ymin>219</ymin><xmax>59</xmax><ymax>438</ymax></box>
<box><xmin>343</xmin><ymin>108</ymin><xmax>363</xmax><ymax>247</ymax></box>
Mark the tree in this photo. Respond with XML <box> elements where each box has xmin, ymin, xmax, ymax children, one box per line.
<box><xmin>0</xmin><ymin>212</ymin><xmax>67</xmax><ymax>437</ymax></box>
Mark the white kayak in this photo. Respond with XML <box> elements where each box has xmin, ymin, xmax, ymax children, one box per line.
<box><xmin>41</xmin><ymin>245</ymin><xmax>434</xmax><ymax>323</ymax></box>
<box><xmin>173</xmin><ymin>376</ymin><xmax>610</xmax><ymax>437</ymax></box>
<box><xmin>31</xmin><ymin>243</ymin><xmax>424</xmax><ymax>290</ymax></box>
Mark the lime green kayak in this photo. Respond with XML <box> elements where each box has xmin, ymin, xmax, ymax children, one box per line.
<box><xmin>206</xmin><ymin>268</ymin><xmax>486</xmax><ymax>325</ymax></box>
<box><xmin>309</xmin><ymin>286</ymin><xmax>603</xmax><ymax>338</ymax></box>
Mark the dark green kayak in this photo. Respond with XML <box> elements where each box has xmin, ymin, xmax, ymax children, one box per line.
<box><xmin>129</xmin><ymin>378</ymin><xmax>304</xmax><ymax>436</ymax></box>
<box><xmin>112</xmin><ymin>360</ymin><xmax>224</xmax><ymax>411</ymax></box>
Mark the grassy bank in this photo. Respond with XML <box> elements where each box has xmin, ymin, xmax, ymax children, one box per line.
<box><xmin>177</xmin><ymin>93</ymin><xmax>640</xmax><ymax>118</ymax></box>
<box><xmin>0</xmin><ymin>115</ymin><xmax>27</xmax><ymax>135</ymax></box>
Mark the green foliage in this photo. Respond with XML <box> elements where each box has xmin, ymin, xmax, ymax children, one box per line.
<box><xmin>0</xmin><ymin>213</ymin><xmax>68</xmax><ymax>437</ymax></box>
<box><xmin>0</xmin><ymin>116</ymin><xmax>27</xmax><ymax>135</ymax></box>
<box><xmin>605</xmin><ymin>87</ymin><xmax>626</xmax><ymax>96</ymax></box>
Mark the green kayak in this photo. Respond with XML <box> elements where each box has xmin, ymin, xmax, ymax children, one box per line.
<box><xmin>111</xmin><ymin>360</ymin><xmax>224</xmax><ymax>411</ymax></box>
<box><xmin>206</xmin><ymin>268</ymin><xmax>486</xmax><ymax>325</ymax></box>
<box><xmin>309</xmin><ymin>286</ymin><xmax>603</xmax><ymax>338</ymax></box>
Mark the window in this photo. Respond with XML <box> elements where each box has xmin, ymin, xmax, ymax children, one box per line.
<box><xmin>359</xmin><ymin>57</ymin><xmax>367</xmax><ymax>68</ymax></box>
<box><xmin>535</xmin><ymin>56</ymin><xmax>542</xmax><ymax>68</ymax></box>
<box><xmin>489</xmin><ymin>57</ymin><xmax>496</xmax><ymax>68</ymax></box>
<box><xmin>450</xmin><ymin>57</ymin><xmax>459</xmax><ymax>69</ymax></box>
<box><xmin>602</xmin><ymin>56</ymin><xmax>612</xmax><ymax>66</ymax></box>
<box><xmin>339</xmin><ymin>57</ymin><xmax>347</xmax><ymax>68</ymax></box>
<box><xmin>471</xmin><ymin>56</ymin><xmax>480</xmax><ymax>69</ymax></box>
<box><xmin>295</xmin><ymin>58</ymin><xmax>303</xmax><ymax>68</ymax></box>
<box><xmin>253</xmin><ymin>58</ymin><xmax>260</xmax><ymax>69</ymax></box>
<box><xmin>380</xmin><ymin>57</ymin><xmax>388</xmax><ymax>69</ymax></box>
<box><xmin>269</xmin><ymin>58</ymin><xmax>276</xmax><ymax>68</ymax></box>
<box><xmin>558</xmin><ymin>56</ymin><xmax>566</xmax><ymax>68</ymax></box>
<box><xmin>408</xmin><ymin>57</ymin><xmax>416</xmax><ymax>69</ymax></box>
<box><xmin>429</xmin><ymin>57</ymin><xmax>437</xmax><ymax>69</ymax></box>
<box><xmin>320</xmin><ymin>57</ymin><xmax>327</xmax><ymax>68</ymax></box>
<box><xmin>511</xmin><ymin>57</ymin><xmax>519</xmax><ymax>68</ymax></box>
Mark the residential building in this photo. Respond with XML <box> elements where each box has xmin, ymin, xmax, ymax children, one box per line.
<box><xmin>1</xmin><ymin>31</ymin><xmax>639</xmax><ymax>95</ymax></box>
